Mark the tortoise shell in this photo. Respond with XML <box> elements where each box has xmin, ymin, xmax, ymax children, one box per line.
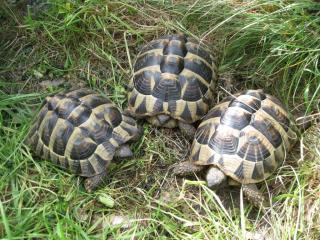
<box><xmin>127</xmin><ymin>34</ymin><xmax>217</xmax><ymax>124</ymax></box>
<box><xmin>190</xmin><ymin>89</ymin><xmax>297</xmax><ymax>184</ymax></box>
<box><xmin>27</xmin><ymin>89</ymin><xmax>140</xmax><ymax>177</ymax></box>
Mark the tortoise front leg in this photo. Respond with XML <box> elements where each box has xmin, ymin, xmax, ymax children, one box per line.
<box><xmin>178</xmin><ymin>121</ymin><xmax>196</xmax><ymax>140</ymax></box>
<box><xmin>84</xmin><ymin>170</ymin><xmax>108</xmax><ymax>193</ymax></box>
<box><xmin>242</xmin><ymin>184</ymin><xmax>268</xmax><ymax>208</ymax></box>
<box><xmin>172</xmin><ymin>161</ymin><xmax>205</xmax><ymax>177</ymax></box>
<box><xmin>114</xmin><ymin>144</ymin><xmax>133</xmax><ymax>158</ymax></box>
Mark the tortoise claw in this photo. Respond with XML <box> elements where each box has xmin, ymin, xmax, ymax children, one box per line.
<box><xmin>242</xmin><ymin>184</ymin><xmax>269</xmax><ymax>208</ymax></box>
<box><xmin>84</xmin><ymin>171</ymin><xmax>108</xmax><ymax>193</ymax></box>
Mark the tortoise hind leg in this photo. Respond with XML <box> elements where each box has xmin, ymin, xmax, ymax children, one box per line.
<box><xmin>178</xmin><ymin>121</ymin><xmax>196</xmax><ymax>140</ymax></box>
<box><xmin>114</xmin><ymin>144</ymin><xmax>133</xmax><ymax>158</ymax></box>
<box><xmin>147</xmin><ymin>115</ymin><xmax>177</xmax><ymax>128</ymax></box>
<box><xmin>242</xmin><ymin>184</ymin><xmax>268</xmax><ymax>208</ymax></box>
<box><xmin>206</xmin><ymin>166</ymin><xmax>227</xmax><ymax>189</ymax></box>
<box><xmin>172</xmin><ymin>161</ymin><xmax>205</xmax><ymax>177</ymax></box>
<box><xmin>84</xmin><ymin>170</ymin><xmax>108</xmax><ymax>193</ymax></box>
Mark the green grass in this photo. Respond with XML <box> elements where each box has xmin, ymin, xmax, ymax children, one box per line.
<box><xmin>1</xmin><ymin>0</ymin><xmax>319</xmax><ymax>239</ymax></box>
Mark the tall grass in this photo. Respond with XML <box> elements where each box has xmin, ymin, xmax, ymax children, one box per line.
<box><xmin>192</xmin><ymin>0</ymin><xmax>320</xmax><ymax>109</ymax></box>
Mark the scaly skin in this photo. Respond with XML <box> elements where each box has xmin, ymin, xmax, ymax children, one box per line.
<box><xmin>178</xmin><ymin>121</ymin><xmax>197</xmax><ymax>140</ymax></box>
<box><xmin>172</xmin><ymin>161</ymin><xmax>205</xmax><ymax>177</ymax></box>
<box><xmin>114</xmin><ymin>144</ymin><xmax>133</xmax><ymax>158</ymax></box>
<box><xmin>242</xmin><ymin>184</ymin><xmax>268</xmax><ymax>208</ymax></box>
<box><xmin>84</xmin><ymin>170</ymin><xmax>108</xmax><ymax>193</ymax></box>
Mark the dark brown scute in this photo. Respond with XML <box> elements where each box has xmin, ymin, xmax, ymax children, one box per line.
<box><xmin>55</xmin><ymin>98</ymin><xmax>80</xmax><ymax>119</ymax></box>
<box><xmin>229</xmin><ymin>98</ymin><xmax>261</xmax><ymax>114</ymax></box>
<box><xmin>202</xmin><ymin>107</ymin><xmax>225</xmax><ymax>121</ymax></box>
<box><xmin>41</xmin><ymin>113</ymin><xmax>58</xmax><ymax>146</ymax></box>
<box><xmin>251</xmin><ymin>164</ymin><xmax>264</xmax><ymax>180</ymax></box>
<box><xmin>87</xmin><ymin>121</ymin><xmax>113</xmax><ymax>144</ymax></box>
<box><xmin>160</xmin><ymin>55</ymin><xmax>184</xmax><ymax>75</ymax></box>
<box><xmin>266</xmin><ymin>94</ymin><xmax>285</xmax><ymax>109</ymax></box>
<box><xmin>94</xmin><ymin>154</ymin><xmax>108</xmax><ymax>170</ymax></box>
<box><xmin>34</xmin><ymin>106</ymin><xmax>49</xmax><ymax>130</ymax></box>
<box><xmin>82</xmin><ymin>95</ymin><xmax>111</xmax><ymax>109</ymax></box>
<box><xmin>135</xmin><ymin>97</ymin><xmax>147</xmax><ymax>114</ymax></box>
<box><xmin>104</xmin><ymin>107</ymin><xmax>123</xmax><ymax>128</ymax></box>
<box><xmin>262</xmin><ymin>105</ymin><xmax>290</xmax><ymax>131</ymax></box>
<box><xmin>134</xmin><ymin>54</ymin><xmax>161</xmax><ymax>72</ymax></box>
<box><xmin>36</xmin><ymin>141</ymin><xmax>44</xmax><ymax>157</ymax></box>
<box><xmin>184</xmin><ymin>58</ymin><xmax>212</xmax><ymax>84</ymax></box>
<box><xmin>196</xmin><ymin>101</ymin><xmax>207</xmax><ymax>118</ymax></box>
<box><xmin>191</xmin><ymin>146</ymin><xmax>201</xmax><ymax>162</ymax></box>
<box><xmin>67</xmin><ymin>105</ymin><xmax>92</xmax><ymax>127</ymax></box>
<box><xmin>102</xmin><ymin>141</ymin><xmax>116</xmax><ymax>154</ymax></box>
<box><xmin>70</xmin><ymin>159</ymin><xmax>81</xmax><ymax>173</ymax></box>
<box><xmin>251</xmin><ymin>116</ymin><xmax>282</xmax><ymax>148</ymax></box>
<box><xmin>70</xmin><ymin>131</ymin><xmax>97</xmax><ymax>160</ymax></box>
<box><xmin>220</xmin><ymin>108</ymin><xmax>252</xmax><ymax>130</ymax></box>
<box><xmin>263</xmin><ymin>158</ymin><xmax>276</xmax><ymax>173</ymax></box>
<box><xmin>181</xmin><ymin>77</ymin><xmax>202</xmax><ymax>101</ymax></box>
<box><xmin>66</xmin><ymin>88</ymin><xmax>93</xmax><ymax>98</ymax></box>
<box><xmin>169</xmin><ymin>34</ymin><xmax>187</xmax><ymax>42</ymax></box>
<box><xmin>180</xmin><ymin>104</ymin><xmax>193</xmax><ymax>122</ymax></box>
<box><xmin>237</xmin><ymin>137</ymin><xmax>270</xmax><ymax>162</ymax></box>
<box><xmin>121</xmin><ymin>123</ymin><xmax>138</xmax><ymax>137</ymax></box>
<box><xmin>207</xmin><ymin>155</ymin><xmax>215</xmax><ymax>164</ymax></box>
<box><xmin>242</xmin><ymin>90</ymin><xmax>265</xmax><ymax>100</ymax></box>
<box><xmin>152</xmin><ymin>78</ymin><xmax>181</xmax><ymax>101</ymax></box>
<box><xmin>60</xmin><ymin>156</ymin><xmax>69</xmax><ymax>169</ymax></box>
<box><xmin>195</xmin><ymin>76</ymin><xmax>208</xmax><ymax>95</ymax></box>
<box><xmin>140</xmin><ymin>39</ymin><xmax>167</xmax><ymax>53</ymax></box>
<box><xmin>186</xmin><ymin>43</ymin><xmax>213</xmax><ymax>64</ymax></box>
<box><xmin>112</xmin><ymin>133</ymin><xmax>127</xmax><ymax>145</ymax></box>
<box><xmin>219</xmin><ymin>95</ymin><xmax>234</xmax><ymax>104</ymax></box>
<box><xmin>128</xmin><ymin>91</ymin><xmax>138</xmax><ymax>107</ymax></box>
<box><xmin>123</xmin><ymin>115</ymin><xmax>137</xmax><ymax>126</ymax></box>
<box><xmin>47</xmin><ymin>95</ymin><xmax>62</xmax><ymax>111</ymax></box>
<box><xmin>234</xmin><ymin>162</ymin><xmax>244</xmax><ymax>180</ymax></box>
<box><xmin>208</xmin><ymin>130</ymin><xmax>239</xmax><ymax>154</ymax></box>
<box><xmin>52</xmin><ymin>121</ymin><xmax>74</xmax><ymax>155</ymax></box>
<box><xmin>80</xmin><ymin>160</ymin><xmax>96</xmax><ymax>176</ymax></box>
<box><xmin>196</xmin><ymin>124</ymin><xmax>212</xmax><ymax>144</ymax></box>
<box><xmin>152</xmin><ymin>98</ymin><xmax>164</xmax><ymax>113</ymax></box>
<box><xmin>168</xmin><ymin>100</ymin><xmax>177</xmax><ymax>113</ymax></box>
<box><xmin>163</xmin><ymin>40</ymin><xmax>187</xmax><ymax>57</ymax></box>
<box><xmin>134</xmin><ymin>71</ymin><xmax>154</xmax><ymax>95</ymax></box>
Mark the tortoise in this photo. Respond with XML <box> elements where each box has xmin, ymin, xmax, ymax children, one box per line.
<box><xmin>126</xmin><ymin>34</ymin><xmax>217</xmax><ymax>139</ymax></box>
<box><xmin>173</xmin><ymin>89</ymin><xmax>300</xmax><ymax>207</ymax></box>
<box><xmin>26</xmin><ymin>89</ymin><xmax>142</xmax><ymax>192</ymax></box>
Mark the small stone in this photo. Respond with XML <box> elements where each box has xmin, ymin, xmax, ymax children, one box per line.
<box><xmin>33</xmin><ymin>69</ymin><xmax>44</xmax><ymax>79</ymax></box>
<box><xmin>39</xmin><ymin>79</ymin><xmax>65</xmax><ymax>89</ymax></box>
<box><xmin>75</xmin><ymin>207</ymin><xmax>89</xmax><ymax>222</ymax></box>
<box><xmin>97</xmin><ymin>194</ymin><xmax>115</xmax><ymax>208</ymax></box>
<box><xmin>91</xmin><ymin>214</ymin><xmax>132</xmax><ymax>231</ymax></box>
<box><xmin>111</xmin><ymin>215</ymin><xmax>130</xmax><ymax>227</ymax></box>
<box><xmin>244</xmin><ymin>230</ymin><xmax>266</xmax><ymax>240</ymax></box>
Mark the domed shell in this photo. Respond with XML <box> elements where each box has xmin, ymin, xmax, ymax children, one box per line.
<box><xmin>190</xmin><ymin>89</ymin><xmax>297</xmax><ymax>184</ymax></box>
<box><xmin>128</xmin><ymin>34</ymin><xmax>217</xmax><ymax>124</ymax></box>
<box><xmin>27</xmin><ymin>89</ymin><xmax>140</xmax><ymax>177</ymax></box>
